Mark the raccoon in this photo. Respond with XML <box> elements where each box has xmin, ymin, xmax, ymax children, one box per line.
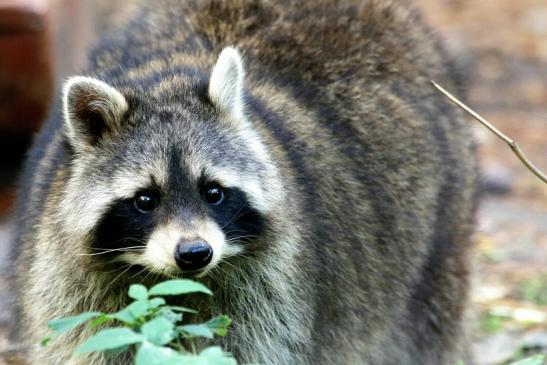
<box><xmin>13</xmin><ymin>0</ymin><xmax>477</xmax><ymax>364</ymax></box>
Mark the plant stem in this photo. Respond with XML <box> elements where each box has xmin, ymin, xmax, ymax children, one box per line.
<box><xmin>431</xmin><ymin>81</ymin><xmax>547</xmax><ymax>184</ymax></box>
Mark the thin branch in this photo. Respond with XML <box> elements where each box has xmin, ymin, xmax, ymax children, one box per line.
<box><xmin>431</xmin><ymin>81</ymin><xmax>547</xmax><ymax>184</ymax></box>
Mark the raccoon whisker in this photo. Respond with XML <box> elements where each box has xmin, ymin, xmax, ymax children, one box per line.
<box><xmin>225</xmin><ymin>233</ymin><xmax>258</xmax><ymax>239</ymax></box>
<box><xmin>221</xmin><ymin>251</ymin><xmax>243</xmax><ymax>261</ymax></box>
<box><xmin>84</xmin><ymin>262</ymin><xmax>112</xmax><ymax>273</ymax></box>
<box><xmin>230</xmin><ymin>252</ymin><xmax>261</xmax><ymax>264</ymax></box>
<box><xmin>88</xmin><ymin>245</ymin><xmax>145</xmax><ymax>252</ymax></box>
<box><xmin>102</xmin><ymin>247</ymin><xmax>146</xmax><ymax>253</ymax></box>
<box><xmin>222</xmin><ymin>228</ymin><xmax>257</xmax><ymax>236</ymax></box>
<box><xmin>226</xmin><ymin>234</ymin><xmax>258</xmax><ymax>242</ymax></box>
<box><xmin>76</xmin><ymin>263</ymin><xmax>132</xmax><ymax>288</ymax></box>
<box><xmin>80</xmin><ymin>257</ymin><xmax>126</xmax><ymax>272</ymax></box>
<box><xmin>103</xmin><ymin>237</ymin><xmax>149</xmax><ymax>247</ymax></box>
<box><xmin>100</xmin><ymin>264</ymin><xmax>135</xmax><ymax>296</ymax></box>
<box><xmin>225</xmin><ymin>236</ymin><xmax>253</xmax><ymax>244</ymax></box>
<box><xmin>118</xmin><ymin>237</ymin><xmax>150</xmax><ymax>246</ymax></box>
<box><xmin>141</xmin><ymin>268</ymin><xmax>156</xmax><ymax>283</ymax></box>
<box><xmin>112</xmin><ymin>264</ymin><xmax>133</xmax><ymax>275</ymax></box>
<box><xmin>78</xmin><ymin>251</ymin><xmax>145</xmax><ymax>257</ymax></box>
<box><xmin>220</xmin><ymin>208</ymin><xmax>245</xmax><ymax>230</ymax></box>
<box><xmin>220</xmin><ymin>206</ymin><xmax>248</xmax><ymax>230</ymax></box>
<box><xmin>217</xmin><ymin>259</ymin><xmax>240</xmax><ymax>272</ymax></box>
<box><xmin>78</xmin><ymin>248</ymin><xmax>146</xmax><ymax>256</ymax></box>
<box><xmin>208</xmin><ymin>263</ymin><xmax>230</xmax><ymax>279</ymax></box>
<box><xmin>128</xmin><ymin>266</ymin><xmax>148</xmax><ymax>280</ymax></box>
<box><xmin>108</xmin><ymin>263</ymin><xmax>133</xmax><ymax>279</ymax></box>
<box><xmin>221</xmin><ymin>231</ymin><xmax>247</xmax><ymax>239</ymax></box>
<box><xmin>222</xmin><ymin>231</ymin><xmax>257</xmax><ymax>240</ymax></box>
<box><xmin>85</xmin><ymin>237</ymin><xmax>149</xmax><ymax>252</ymax></box>
<box><xmin>223</xmin><ymin>238</ymin><xmax>257</xmax><ymax>249</ymax></box>
<box><xmin>159</xmin><ymin>268</ymin><xmax>179</xmax><ymax>279</ymax></box>
<box><xmin>98</xmin><ymin>265</ymin><xmax>130</xmax><ymax>276</ymax></box>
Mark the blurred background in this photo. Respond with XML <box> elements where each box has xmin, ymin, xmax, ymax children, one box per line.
<box><xmin>0</xmin><ymin>0</ymin><xmax>545</xmax><ymax>364</ymax></box>
<box><xmin>416</xmin><ymin>0</ymin><xmax>547</xmax><ymax>363</ymax></box>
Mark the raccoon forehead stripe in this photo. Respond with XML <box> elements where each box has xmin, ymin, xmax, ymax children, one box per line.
<box><xmin>111</xmin><ymin>165</ymin><xmax>168</xmax><ymax>199</ymax></box>
<box><xmin>59</xmin><ymin>157</ymin><xmax>168</xmax><ymax>239</ymax></box>
<box><xmin>111</xmin><ymin>175</ymin><xmax>155</xmax><ymax>199</ymax></box>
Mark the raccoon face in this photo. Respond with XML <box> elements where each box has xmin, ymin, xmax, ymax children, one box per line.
<box><xmin>59</xmin><ymin>48</ymin><xmax>282</xmax><ymax>277</ymax></box>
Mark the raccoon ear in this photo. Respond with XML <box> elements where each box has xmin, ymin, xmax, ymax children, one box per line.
<box><xmin>62</xmin><ymin>76</ymin><xmax>128</xmax><ymax>149</ymax></box>
<box><xmin>208</xmin><ymin>47</ymin><xmax>245</xmax><ymax>119</ymax></box>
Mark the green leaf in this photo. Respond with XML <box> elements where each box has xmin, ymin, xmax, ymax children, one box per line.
<box><xmin>111</xmin><ymin>307</ymin><xmax>134</xmax><ymax>324</ymax></box>
<box><xmin>149</xmin><ymin>298</ymin><xmax>166</xmax><ymax>308</ymax></box>
<box><xmin>135</xmin><ymin>342</ymin><xmax>175</xmax><ymax>365</ymax></box>
<box><xmin>75</xmin><ymin>328</ymin><xmax>143</xmax><ymax>354</ymax></box>
<box><xmin>129</xmin><ymin>284</ymin><xmax>149</xmax><ymax>300</ymax></box>
<box><xmin>90</xmin><ymin>314</ymin><xmax>114</xmax><ymax>329</ymax></box>
<box><xmin>141</xmin><ymin>317</ymin><xmax>176</xmax><ymax>345</ymax></box>
<box><xmin>128</xmin><ymin>300</ymin><xmax>150</xmax><ymax>318</ymax></box>
<box><xmin>205</xmin><ymin>316</ymin><xmax>232</xmax><ymax>337</ymax></box>
<box><xmin>149</xmin><ymin>279</ymin><xmax>212</xmax><ymax>296</ymax></box>
<box><xmin>104</xmin><ymin>344</ymin><xmax>131</xmax><ymax>357</ymax></box>
<box><xmin>168</xmin><ymin>305</ymin><xmax>198</xmax><ymax>314</ymax></box>
<box><xmin>111</xmin><ymin>300</ymin><xmax>149</xmax><ymax>324</ymax></box>
<box><xmin>135</xmin><ymin>342</ymin><xmax>196</xmax><ymax>365</ymax></box>
<box><xmin>40</xmin><ymin>336</ymin><xmax>52</xmax><ymax>347</ymax></box>
<box><xmin>176</xmin><ymin>315</ymin><xmax>231</xmax><ymax>340</ymax></box>
<box><xmin>510</xmin><ymin>355</ymin><xmax>546</xmax><ymax>365</ymax></box>
<box><xmin>178</xmin><ymin>324</ymin><xmax>214</xmax><ymax>339</ymax></box>
<box><xmin>184</xmin><ymin>357</ymin><xmax>210</xmax><ymax>365</ymax></box>
<box><xmin>158</xmin><ymin>308</ymin><xmax>183</xmax><ymax>323</ymax></box>
<box><xmin>48</xmin><ymin>312</ymin><xmax>102</xmax><ymax>335</ymax></box>
<box><xmin>199</xmin><ymin>346</ymin><xmax>237</xmax><ymax>365</ymax></box>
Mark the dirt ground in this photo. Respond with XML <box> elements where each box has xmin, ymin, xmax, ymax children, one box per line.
<box><xmin>0</xmin><ymin>1</ymin><xmax>546</xmax><ymax>364</ymax></box>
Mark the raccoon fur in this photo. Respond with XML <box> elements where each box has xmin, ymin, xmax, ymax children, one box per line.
<box><xmin>14</xmin><ymin>0</ymin><xmax>477</xmax><ymax>364</ymax></box>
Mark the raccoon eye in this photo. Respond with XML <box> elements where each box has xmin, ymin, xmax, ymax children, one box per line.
<box><xmin>133</xmin><ymin>193</ymin><xmax>157</xmax><ymax>213</ymax></box>
<box><xmin>204</xmin><ymin>183</ymin><xmax>224</xmax><ymax>205</ymax></box>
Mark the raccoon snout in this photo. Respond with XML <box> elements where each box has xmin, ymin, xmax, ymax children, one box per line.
<box><xmin>174</xmin><ymin>240</ymin><xmax>213</xmax><ymax>271</ymax></box>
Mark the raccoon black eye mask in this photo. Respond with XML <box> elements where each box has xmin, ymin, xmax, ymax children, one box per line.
<box><xmin>205</xmin><ymin>186</ymin><xmax>266</xmax><ymax>246</ymax></box>
<box><xmin>93</xmin><ymin>195</ymin><xmax>159</xmax><ymax>256</ymax></box>
<box><xmin>92</xmin><ymin>179</ymin><xmax>264</xmax><ymax>265</ymax></box>
<box><xmin>14</xmin><ymin>2</ymin><xmax>477</xmax><ymax>364</ymax></box>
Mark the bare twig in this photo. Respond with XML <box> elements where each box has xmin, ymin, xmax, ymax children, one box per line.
<box><xmin>431</xmin><ymin>81</ymin><xmax>547</xmax><ymax>184</ymax></box>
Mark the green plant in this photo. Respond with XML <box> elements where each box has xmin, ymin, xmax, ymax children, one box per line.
<box><xmin>45</xmin><ymin>278</ymin><xmax>546</xmax><ymax>365</ymax></box>
<box><xmin>455</xmin><ymin>355</ymin><xmax>546</xmax><ymax>365</ymax></box>
<box><xmin>508</xmin><ymin>355</ymin><xmax>546</xmax><ymax>365</ymax></box>
<box><xmin>479</xmin><ymin>310</ymin><xmax>505</xmax><ymax>334</ymax></box>
<box><xmin>43</xmin><ymin>279</ymin><xmax>236</xmax><ymax>365</ymax></box>
<box><xmin>520</xmin><ymin>274</ymin><xmax>547</xmax><ymax>306</ymax></box>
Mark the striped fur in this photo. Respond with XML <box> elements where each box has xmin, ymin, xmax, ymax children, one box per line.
<box><xmin>14</xmin><ymin>1</ymin><xmax>477</xmax><ymax>364</ymax></box>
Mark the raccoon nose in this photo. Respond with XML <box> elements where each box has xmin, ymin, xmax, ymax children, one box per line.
<box><xmin>174</xmin><ymin>241</ymin><xmax>213</xmax><ymax>271</ymax></box>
